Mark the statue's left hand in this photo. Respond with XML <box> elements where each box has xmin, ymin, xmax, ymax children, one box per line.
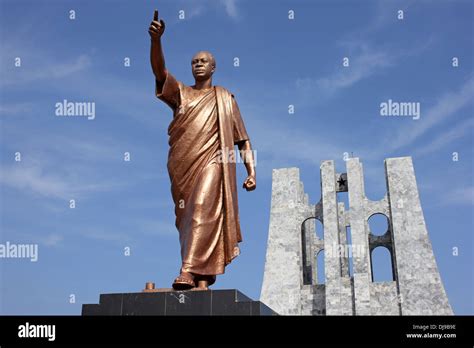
<box><xmin>243</xmin><ymin>175</ymin><xmax>256</xmax><ymax>191</ymax></box>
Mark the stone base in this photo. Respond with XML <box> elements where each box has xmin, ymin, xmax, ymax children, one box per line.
<box><xmin>82</xmin><ymin>289</ymin><xmax>276</xmax><ymax>316</ymax></box>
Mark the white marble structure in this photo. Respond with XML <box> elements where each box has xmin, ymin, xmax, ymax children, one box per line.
<box><xmin>260</xmin><ymin>157</ymin><xmax>452</xmax><ymax>315</ymax></box>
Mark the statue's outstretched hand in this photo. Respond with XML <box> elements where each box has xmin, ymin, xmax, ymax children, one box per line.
<box><xmin>243</xmin><ymin>175</ymin><xmax>256</xmax><ymax>191</ymax></box>
<box><xmin>148</xmin><ymin>9</ymin><xmax>165</xmax><ymax>41</ymax></box>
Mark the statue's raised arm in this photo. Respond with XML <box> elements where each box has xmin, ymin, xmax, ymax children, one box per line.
<box><xmin>148</xmin><ymin>9</ymin><xmax>167</xmax><ymax>84</ymax></box>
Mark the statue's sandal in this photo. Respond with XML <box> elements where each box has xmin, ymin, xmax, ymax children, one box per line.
<box><xmin>172</xmin><ymin>273</ymin><xmax>195</xmax><ymax>290</ymax></box>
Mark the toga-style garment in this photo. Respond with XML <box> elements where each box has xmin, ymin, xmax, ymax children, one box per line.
<box><xmin>156</xmin><ymin>72</ymin><xmax>250</xmax><ymax>276</ymax></box>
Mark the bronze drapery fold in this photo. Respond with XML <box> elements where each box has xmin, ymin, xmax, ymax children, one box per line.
<box><xmin>157</xmin><ymin>72</ymin><xmax>249</xmax><ymax>277</ymax></box>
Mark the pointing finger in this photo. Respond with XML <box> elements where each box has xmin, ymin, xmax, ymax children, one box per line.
<box><xmin>153</xmin><ymin>9</ymin><xmax>158</xmax><ymax>21</ymax></box>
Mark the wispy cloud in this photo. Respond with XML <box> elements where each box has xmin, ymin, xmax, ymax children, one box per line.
<box><xmin>296</xmin><ymin>39</ymin><xmax>433</xmax><ymax>102</ymax></box>
<box><xmin>1</xmin><ymin>163</ymin><xmax>74</xmax><ymax>200</ymax></box>
<box><xmin>246</xmin><ymin>116</ymin><xmax>343</xmax><ymax>180</ymax></box>
<box><xmin>181</xmin><ymin>2</ymin><xmax>205</xmax><ymax>20</ymax></box>
<box><xmin>38</xmin><ymin>233</ymin><xmax>64</xmax><ymax>247</ymax></box>
<box><xmin>337</xmin><ymin>1</ymin><xmax>417</xmax><ymax>49</ymax></box>
<box><xmin>222</xmin><ymin>0</ymin><xmax>239</xmax><ymax>19</ymax></box>
<box><xmin>295</xmin><ymin>1</ymin><xmax>433</xmax><ymax>101</ymax></box>
<box><xmin>0</xmin><ymin>124</ymin><xmax>139</xmax><ymax>201</ymax></box>
<box><xmin>388</xmin><ymin>76</ymin><xmax>474</xmax><ymax>152</ymax></box>
<box><xmin>7</xmin><ymin>230</ymin><xmax>65</xmax><ymax>247</ymax></box>
<box><xmin>135</xmin><ymin>218</ymin><xmax>177</xmax><ymax>236</ymax></box>
<box><xmin>0</xmin><ymin>36</ymin><xmax>163</xmax><ymax>129</ymax></box>
<box><xmin>446</xmin><ymin>186</ymin><xmax>474</xmax><ymax>206</ymax></box>
<box><xmin>0</xmin><ymin>161</ymin><xmax>119</xmax><ymax>200</ymax></box>
<box><xmin>79</xmin><ymin>228</ymin><xmax>133</xmax><ymax>244</ymax></box>
<box><xmin>70</xmin><ymin>219</ymin><xmax>176</xmax><ymax>246</ymax></box>
<box><xmin>296</xmin><ymin>45</ymin><xmax>395</xmax><ymax>98</ymax></box>
<box><xmin>413</xmin><ymin>118</ymin><xmax>474</xmax><ymax>156</ymax></box>
<box><xmin>431</xmin><ymin>186</ymin><xmax>474</xmax><ymax>208</ymax></box>
<box><xmin>2</xmin><ymin>54</ymin><xmax>91</xmax><ymax>86</ymax></box>
<box><xmin>174</xmin><ymin>0</ymin><xmax>240</xmax><ymax>21</ymax></box>
<box><xmin>0</xmin><ymin>103</ymin><xmax>33</xmax><ymax>115</ymax></box>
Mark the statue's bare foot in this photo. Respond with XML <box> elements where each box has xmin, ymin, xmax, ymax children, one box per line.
<box><xmin>172</xmin><ymin>271</ymin><xmax>195</xmax><ymax>290</ymax></box>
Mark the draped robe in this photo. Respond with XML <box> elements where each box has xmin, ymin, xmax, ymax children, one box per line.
<box><xmin>156</xmin><ymin>72</ymin><xmax>250</xmax><ymax>276</ymax></box>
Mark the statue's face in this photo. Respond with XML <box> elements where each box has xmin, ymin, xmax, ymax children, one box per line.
<box><xmin>191</xmin><ymin>52</ymin><xmax>215</xmax><ymax>82</ymax></box>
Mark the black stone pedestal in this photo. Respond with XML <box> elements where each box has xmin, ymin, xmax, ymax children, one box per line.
<box><xmin>82</xmin><ymin>289</ymin><xmax>276</xmax><ymax>316</ymax></box>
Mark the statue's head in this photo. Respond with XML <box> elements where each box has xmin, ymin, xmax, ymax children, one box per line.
<box><xmin>191</xmin><ymin>51</ymin><xmax>216</xmax><ymax>82</ymax></box>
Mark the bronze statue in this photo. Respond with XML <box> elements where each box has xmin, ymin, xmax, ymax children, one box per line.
<box><xmin>148</xmin><ymin>10</ymin><xmax>256</xmax><ymax>291</ymax></box>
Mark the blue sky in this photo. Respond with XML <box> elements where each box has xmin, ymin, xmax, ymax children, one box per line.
<box><xmin>0</xmin><ymin>0</ymin><xmax>472</xmax><ymax>315</ymax></box>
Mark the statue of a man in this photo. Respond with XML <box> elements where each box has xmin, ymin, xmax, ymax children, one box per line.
<box><xmin>148</xmin><ymin>10</ymin><xmax>256</xmax><ymax>291</ymax></box>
